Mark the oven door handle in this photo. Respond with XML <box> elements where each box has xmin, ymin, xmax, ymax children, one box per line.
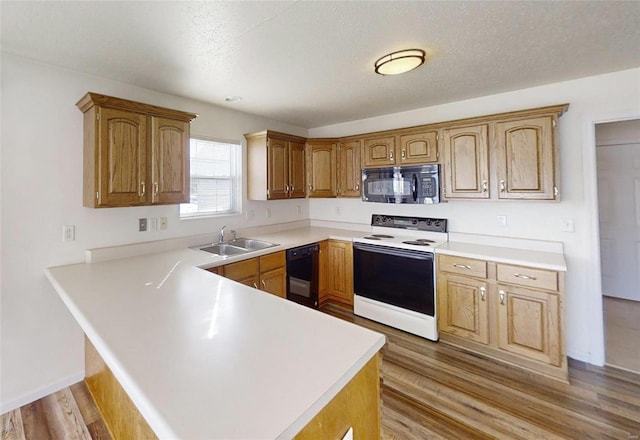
<box><xmin>353</xmin><ymin>242</ymin><xmax>434</xmax><ymax>261</ymax></box>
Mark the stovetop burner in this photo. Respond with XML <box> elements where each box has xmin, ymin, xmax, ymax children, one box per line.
<box><xmin>371</xmin><ymin>234</ymin><xmax>394</xmax><ymax>238</ymax></box>
<box><xmin>415</xmin><ymin>238</ymin><xmax>435</xmax><ymax>243</ymax></box>
<box><xmin>402</xmin><ymin>241</ymin><xmax>432</xmax><ymax>246</ymax></box>
<box><xmin>362</xmin><ymin>236</ymin><xmax>381</xmax><ymax>240</ymax></box>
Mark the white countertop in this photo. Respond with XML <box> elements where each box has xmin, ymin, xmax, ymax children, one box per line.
<box><xmin>45</xmin><ymin>227</ymin><xmax>384</xmax><ymax>440</ymax></box>
<box><xmin>436</xmin><ymin>241</ymin><xmax>567</xmax><ymax>271</ymax></box>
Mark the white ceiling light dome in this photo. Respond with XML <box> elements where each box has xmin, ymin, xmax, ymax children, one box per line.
<box><xmin>374</xmin><ymin>49</ymin><xmax>426</xmax><ymax>75</ymax></box>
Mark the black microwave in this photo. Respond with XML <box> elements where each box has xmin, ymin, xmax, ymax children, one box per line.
<box><xmin>361</xmin><ymin>164</ymin><xmax>441</xmax><ymax>204</ymax></box>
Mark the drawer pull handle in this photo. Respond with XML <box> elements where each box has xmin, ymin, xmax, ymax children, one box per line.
<box><xmin>500</xmin><ymin>180</ymin><xmax>506</xmax><ymax>192</ymax></box>
<box><xmin>140</xmin><ymin>181</ymin><xmax>146</xmax><ymax>197</ymax></box>
<box><xmin>253</xmin><ymin>282</ymin><xmax>258</xmax><ymax>289</ymax></box>
<box><xmin>499</xmin><ymin>290</ymin><xmax>505</xmax><ymax>305</ymax></box>
<box><xmin>389</xmin><ymin>150</ymin><xmax>394</xmax><ymax>160</ymax></box>
<box><xmin>479</xmin><ymin>286</ymin><xmax>486</xmax><ymax>302</ymax></box>
<box><xmin>514</xmin><ymin>273</ymin><xmax>537</xmax><ymax>281</ymax></box>
<box><xmin>482</xmin><ymin>179</ymin><xmax>487</xmax><ymax>192</ymax></box>
<box><xmin>402</xmin><ymin>150</ymin><xmax>406</xmax><ymax>159</ymax></box>
<box><xmin>153</xmin><ymin>182</ymin><xmax>159</xmax><ymax>195</ymax></box>
<box><xmin>355</xmin><ymin>183</ymin><xmax>360</xmax><ymax>191</ymax></box>
<box><xmin>453</xmin><ymin>264</ymin><xmax>472</xmax><ymax>270</ymax></box>
<box><xmin>261</xmin><ymin>280</ymin><xmax>266</xmax><ymax>287</ymax></box>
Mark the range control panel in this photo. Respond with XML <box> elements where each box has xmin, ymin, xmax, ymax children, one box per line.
<box><xmin>371</xmin><ymin>214</ymin><xmax>447</xmax><ymax>233</ymax></box>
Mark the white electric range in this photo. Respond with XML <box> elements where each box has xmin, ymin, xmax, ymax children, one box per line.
<box><xmin>352</xmin><ymin>214</ymin><xmax>448</xmax><ymax>341</ymax></box>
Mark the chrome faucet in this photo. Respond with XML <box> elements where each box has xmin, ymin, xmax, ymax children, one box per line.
<box><xmin>219</xmin><ymin>225</ymin><xmax>226</xmax><ymax>243</ymax></box>
<box><xmin>230</xmin><ymin>229</ymin><xmax>237</xmax><ymax>241</ymax></box>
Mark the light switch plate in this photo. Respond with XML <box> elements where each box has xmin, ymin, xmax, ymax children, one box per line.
<box><xmin>497</xmin><ymin>215</ymin><xmax>507</xmax><ymax>226</ymax></box>
<box><xmin>159</xmin><ymin>217</ymin><xmax>167</xmax><ymax>230</ymax></box>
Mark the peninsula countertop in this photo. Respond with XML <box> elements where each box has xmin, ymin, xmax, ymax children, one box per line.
<box><xmin>45</xmin><ymin>227</ymin><xmax>385</xmax><ymax>439</ymax></box>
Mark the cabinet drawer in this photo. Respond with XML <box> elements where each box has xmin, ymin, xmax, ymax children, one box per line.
<box><xmin>259</xmin><ymin>251</ymin><xmax>286</xmax><ymax>273</ymax></box>
<box><xmin>223</xmin><ymin>258</ymin><xmax>259</xmax><ymax>280</ymax></box>
<box><xmin>496</xmin><ymin>264</ymin><xmax>558</xmax><ymax>292</ymax></box>
<box><xmin>438</xmin><ymin>255</ymin><xmax>487</xmax><ymax>278</ymax></box>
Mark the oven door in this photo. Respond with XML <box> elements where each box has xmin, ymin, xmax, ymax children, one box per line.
<box><xmin>353</xmin><ymin>242</ymin><xmax>435</xmax><ymax>316</ymax></box>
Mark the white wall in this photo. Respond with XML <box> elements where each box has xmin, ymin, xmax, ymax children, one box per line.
<box><xmin>308</xmin><ymin>68</ymin><xmax>640</xmax><ymax>366</ymax></box>
<box><xmin>0</xmin><ymin>53</ymin><xmax>309</xmax><ymax>412</ymax></box>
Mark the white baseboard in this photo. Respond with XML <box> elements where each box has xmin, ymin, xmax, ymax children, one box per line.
<box><xmin>0</xmin><ymin>371</ymin><xmax>84</xmax><ymax>415</ymax></box>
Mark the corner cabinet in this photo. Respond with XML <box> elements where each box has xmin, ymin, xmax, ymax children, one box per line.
<box><xmin>437</xmin><ymin>254</ymin><xmax>567</xmax><ymax>381</ymax></box>
<box><xmin>77</xmin><ymin>92</ymin><xmax>197</xmax><ymax>208</ymax></box>
<box><xmin>337</xmin><ymin>140</ymin><xmax>362</xmax><ymax>197</ymax></box>
<box><xmin>245</xmin><ymin>130</ymin><xmax>306</xmax><ymax>200</ymax></box>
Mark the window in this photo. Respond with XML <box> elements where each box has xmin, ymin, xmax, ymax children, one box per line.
<box><xmin>180</xmin><ymin>138</ymin><xmax>241</xmax><ymax>218</ymax></box>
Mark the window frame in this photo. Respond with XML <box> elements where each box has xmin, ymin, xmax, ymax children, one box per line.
<box><xmin>179</xmin><ymin>136</ymin><xmax>242</xmax><ymax>219</ymax></box>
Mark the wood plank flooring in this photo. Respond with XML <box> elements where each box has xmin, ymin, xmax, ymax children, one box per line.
<box><xmin>2</xmin><ymin>304</ymin><xmax>639</xmax><ymax>439</ymax></box>
<box><xmin>604</xmin><ymin>296</ymin><xmax>640</xmax><ymax>373</ymax></box>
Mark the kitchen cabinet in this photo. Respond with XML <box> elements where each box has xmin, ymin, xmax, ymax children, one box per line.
<box><xmin>440</xmin><ymin>105</ymin><xmax>566</xmax><ymax>201</ymax></box>
<box><xmin>442</xmin><ymin>124</ymin><xmax>490</xmax><ymax>199</ymax></box>
<box><xmin>76</xmin><ymin>92</ymin><xmax>196</xmax><ymax>208</ymax></box>
<box><xmin>322</xmin><ymin>240</ymin><xmax>354</xmax><ymax>307</ymax></box>
<box><xmin>361</xmin><ymin>129</ymin><xmax>439</xmax><ymax>169</ymax></box>
<box><xmin>219</xmin><ymin>251</ymin><xmax>287</xmax><ymax>298</ymax></box>
<box><xmin>337</xmin><ymin>140</ymin><xmax>362</xmax><ymax>197</ymax></box>
<box><xmin>437</xmin><ymin>254</ymin><xmax>566</xmax><ymax>381</ymax></box>
<box><xmin>494</xmin><ymin>116</ymin><xmax>557</xmax><ymax>200</ymax></box>
<box><xmin>245</xmin><ymin>130</ymin><xmax>306</xmax><ymax>200</ymax></box>
<box><xmin>306</xmin><ymin>140</ymin><xmax>337</xmax><ymax>198</ymax></box>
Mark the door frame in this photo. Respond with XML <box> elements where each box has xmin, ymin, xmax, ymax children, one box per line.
<box><xmin>583</xmin><ymin>110</ymin><xmax>640</xmax><ymax>366</ymax></box>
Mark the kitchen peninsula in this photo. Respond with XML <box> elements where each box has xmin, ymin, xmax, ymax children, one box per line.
<box><xmin>45</xmin><ymin>227</ymin><xmax>385</xmax><ymax>440</ymax></box>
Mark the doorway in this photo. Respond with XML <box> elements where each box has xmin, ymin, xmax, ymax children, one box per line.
<box><xmin>595</xmin><ymin>119</ymin><xmax>640</xmax><ymax>373</ymax></box>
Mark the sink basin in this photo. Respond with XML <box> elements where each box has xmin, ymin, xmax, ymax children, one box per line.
<box><xmin>227</xmin><ymin>238</ymin><xmax>277</xmax><ymax>251</ymax></box>
<box><xmin>199</xmin><ymin>243</ymin><xmax>248</xmax><ymax>256</ymax></box>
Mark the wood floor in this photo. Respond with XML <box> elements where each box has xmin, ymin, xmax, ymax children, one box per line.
<box><xmin>604</xmin><ymin>295</ymin><xmax>640</xmax><ymax>374</ymax></box>
<box><xmin>2</xmin><ymin>304</ymin><xmax>640</xmax><ymax>439</ymax></box>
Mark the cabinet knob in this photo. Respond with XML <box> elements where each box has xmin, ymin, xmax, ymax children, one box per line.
<box><xmin>253</xmin><ymin>282</ymin><xmax>258</xmax><ymax>289</ymax></box>
<box><xmin>262</xmin><ymin>280</ymin><xmax>266</xmax><ymax>287</ymax></box>
<box><xmin>482</xmin><ymin>180</ymin><xmax>488</xmax><ymax>192</ymax></box>
<box><xmin>309</xmin><ymin>184</ymin><xmax>313</xmax><ymax>191</ymax></box>
<box><xmin>153</xmin><ymin>182</ymin><xmax>159</xmax><ymax>195</ymax></box>
<box><xmin>140</xmin><ymin>181</ymin><xmax>145</xmax><ymax>197</ymax></box>
<box><xmin>389</xmin><ymin>150</ymin><xmax>394</xmax><ymax>160</ymax></box>
<box><xmin>355</xmin><ymin>183</ymin><xmax>360</xmax><ymax>191</ymax></box>
<box><xmin>500</xmin><ymin>180</ymin><xmax>506</xmax><ymax>192</ymax></box>
<box><xmin>402</xmin><ymin>150</ymin><xmax>406</xmax><ymax>159</ymax></box>
<box><xmin>499</xmin><ymin>290</ymin><xmax>505</xmax><ymax>305</ymax></box>
<box><xmin>479</xmin><ymin>286</ymin><xmax>486</xmax><ymax>302</ymax></box>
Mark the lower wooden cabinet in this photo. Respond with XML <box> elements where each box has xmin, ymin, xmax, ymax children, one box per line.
<box><xmin>320</xmin><ymin>240</ymin><xmax>354</xmax><ymax>307</ymax></box>
<box><xmin>437</xmin><ymin>274</ymin><xmax>489</xmax><ymax>345</ymax></box>
<box><xmin>215</xmin><ymin>251</ymin><xmax>287</xmax><ymax>298</ymax></box>
<box><xmin>437</xmin><ymin>254</ymin><xmax>566</xmax><ymax>381</ymax></box>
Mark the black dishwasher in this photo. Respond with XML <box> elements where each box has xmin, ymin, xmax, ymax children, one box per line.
<box><xmin>286</xmin><ymin>243</ymin><xmax>319</xmax><ymax>309</ymax></box>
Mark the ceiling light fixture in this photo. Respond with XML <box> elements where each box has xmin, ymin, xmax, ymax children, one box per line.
<box><xmin>224</xmin><ymin>96</ymin><xmax>242</xmax><ymax>103</ymax></box>
<box><xmin>374</xmin><ymin>49</ymin><xmax>426</xmax><ymax>75</ymax></box>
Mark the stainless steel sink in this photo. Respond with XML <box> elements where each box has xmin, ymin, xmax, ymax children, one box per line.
<box><xmin>196</xmin><ymin>238</ymin><xmax>277</xmax><ymax>256</ymax></box>
<box><xmin>227</xmin><ymin>238</ymin><xmax>277</xmax><ymax>251</ymax></box>
<box><xmin>198</xmin><ymin>243</ymin><xmax>248</xmax><ymax>256</ymax></box>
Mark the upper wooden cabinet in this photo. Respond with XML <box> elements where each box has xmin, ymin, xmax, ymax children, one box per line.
<box><xmin>494</xmin><ymin>116</ymin><xmax>556</xmax><ymax>200</ymax></box>
<box><xmin>77</xmin><ymin>92</ymin><xmax>196</xmax><ymax>208</ymax></box>
<box><xmin>442</xmin><ymin>124</ymin><xmax>490</xmax><ymax>199</ymax></box>
<box><xmin>245</xmin><ymin>130</ymin><xmax>306</xmax><ymax>200</ymax></box>
<box><xmin>441</xmin><ymin>105</ymin><xmax>567</xmax><ymax>201</ymax></box>
<box><xmin>337</xmin><ymin>140</ymin><xmax>362</xmax><ymax>197</ymax></box>
<box><xmin>306</xmin><ymin>140</ymin><xmax>337</xmax><ymax>198</ymax></box>
<box><xmin>361</xmin><ymin>129</ymin><xmax>439</xmax><ymax>168</ymax></box>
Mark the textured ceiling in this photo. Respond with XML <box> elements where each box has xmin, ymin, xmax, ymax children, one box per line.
<box><xmin>2</xmin><ymin>1</ymin><xmax>639</xmax><ymax>128</ymax></box>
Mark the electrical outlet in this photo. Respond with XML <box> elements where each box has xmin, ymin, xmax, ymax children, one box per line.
<box><xmin>62</xmin><ymin>225</ymin><xmax>75</xmax><ymax>242</ymax></box>
<box><xmin>159</xmin><ymin>217</ymin><xmax>167</xmax><ymax>230</ymax></box>
<box><xmin>149</xmin><ymin>218</ymin><xmax>157</xmax><ymax>232</ymax></box>
<box><xmin>139</xmin><ymin>218</ymin><xmax>147</xmax><ymax>232</ymax></box>
<box><xmin>497</xmin><ymin>215</ymin><xmax>507</xmax><ymax>226</ymax></box>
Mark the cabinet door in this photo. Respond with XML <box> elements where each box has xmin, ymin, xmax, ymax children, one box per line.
<box><xmin>260</xmin><ymin>267</ymin><xmax>287</xmax><ymax>298</ymax></box>
<box><xmin>362</xmin><ymin>136</ymin><xmax>396</xmax><ymax>167</ymax></box>
<box><xmin>151</xmin><ymin>117</ymin><xmax>189</xmax><ymax>204</ymax></box>
<box><xmin>267</xmin><ymin>137</ymin><xmax>289</xmax><ymax>200</ymax></box>
<box><xmin>497</xmin><ymin>284</ymin><xmax>561</xmax><ymax>366</ymax></box>
<box><xmin>399</xmin><ymin>131</ymin><xmax>438</xmax><ymax>164</ymax></box>
<box><xmin>223</xmin><ymin>258</ymin><xmax>260</xmax><ymax>288</ymax></box>
<box><xmin>327</xmin><ymin>240</ymin><xmax>354</xmax><ymax>305</ymax></box>
<box><xmin>437</xmin><ymin>275</ymin><xmax>489</xmax><ymax>345</ymax></box>
<box><xmin>337</xmin><ymin>141</ymin><xmax>361</xmax><ymax>197</ymax></box>
<box><xmin>97</xmin><ymin>107</ymin><xmax>148</xmax><ymax>206</ymax></box>
<box><xmin>288</xmin><ymin>141</ymin><xmax>306</xmax><ymax>198</ymax></box>
<box><xmin>306</xmin><ymin>142</ymin><xmax>336</xmax><ymax>197</ymax></box>
<box><xmin>442</xmin><ymin>125</ymin><xmax>489</xmax><ymax>199</ymax></box>
<box><xmin>495</xmin><ymin>117</ymin><xmax>556</xmax><ymax>200</ymax></box>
